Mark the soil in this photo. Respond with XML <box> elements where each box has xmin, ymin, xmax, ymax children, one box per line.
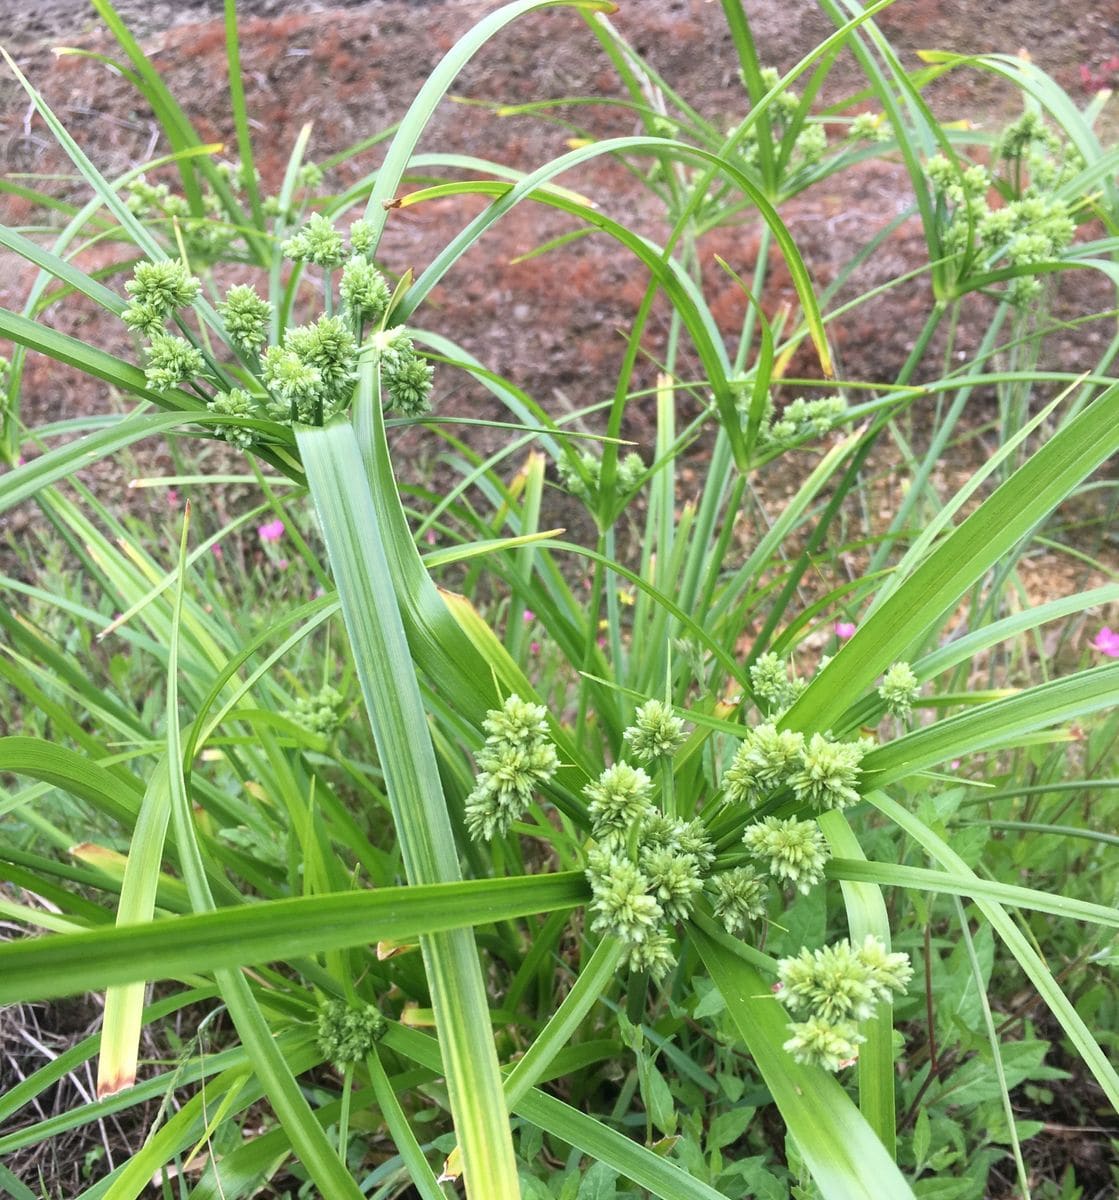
<box><xmin>1</xmin><ymin>2</ymin><xmax>1118</xmax><ymax>1196</ymax></box>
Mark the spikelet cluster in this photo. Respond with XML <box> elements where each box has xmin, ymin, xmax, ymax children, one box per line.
<box><xmin>557</xmin><ymin>450</ymin><xmax>645</xmax><ymax>505</ymax></box>
<box><xmin>464</xmin><ymin>695</ymin><xmax>558</xmax><ymax>842</ymax></box>
<box><xmin>777</xmin><ymin>935</ymin><xmax>912</xmax><ymax>1071</ymax></box>
<box><xmin>118</xmin><ymin>206</ymin><xmax>430</xmax><ymax>444</ymax></box>
<box><xmin>879</xmin><ymin>661</ymin><xmax>920</xmax><ymax>720</ymax></box>
<box><xmin>925</xmin><ymin>110</ymin><xmax>1082</xmax><ymax>306</ymax></box>
<box><xmin>583</xmin><ymin>700</ymin><xmax>712</xmax><ymax>980</ymax></box>
<box><xmin>315</xmin><ymin>998</ymin><xmax>386</xmax><ymax>1071</ymax></box>
<box><xmin>725</xmin><ymin>721</ymin><xmax>870</xmax><ymax>813</ymax></box>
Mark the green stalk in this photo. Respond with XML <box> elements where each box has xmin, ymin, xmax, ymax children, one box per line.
<box><xmin>297</xmin><ymin>416</ymin><xmax>519</xmax><ymax>1198</ymax></box>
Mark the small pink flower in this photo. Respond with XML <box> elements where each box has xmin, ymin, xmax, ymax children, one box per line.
<box><xmin>277</xmin><ymin>558</ymin><xmax>289</xmax><ymax>570</ymax></box>
<box><xmin>523</xmin><ymin>609</ymin><xmax>536</xmax><ymax>622</ymax></box>
<box><xmin>530</xmin><ymin>640</ymin><xmax>540</xmax><ymax>654</ymax></box>
<box><xmin>258</xmin><ymin>518</ymin><xmax>285</xmax><ymax>544</ymax></box>
<box><xmin>211</xmin><ymin>543</ymin><xmax>223</xmax><ymax>559</ymax></box>
<box><xmin>1091</xmin><ymin>626</ymin><xmax>1119</xmax><ymax>658</ymax></box>
<box><xmin>166</xmin><ymin>488</ymin><xmax>180</xmax><ymax>508</ymax></box>
<box><xmin>597</xmin><ymin>636</ymin><xmax>607</xmax><ymax>649</ymax></box>
<box><xmin>425</xmin><ymin>529</ymin><xmax>436</xmax><ymax>545</ymax></box>
<box><xmin>835</xmin><ymin>621</ymin><xmax>857</xmax><ymax>641</ymax></box>
<box><xmin>16</xmin><ymin>455</ymin><xmax>24</xmax><ymax>467</ymax></box>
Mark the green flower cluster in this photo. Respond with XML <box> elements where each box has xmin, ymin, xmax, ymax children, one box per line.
<box><xmin>622</xmin><ymin>699</ymin><xmax>687</xmax><ymax>763</ymax></box>
<box><xmin>262</xmin><ymin>315</ymin><xmax>358</xmax><ymax>423</ymax></box>
<box><xmin>748</xmin><ymin>652</ymin><xmax>806</xmax><ymax>715</ymax></box>
<box><xmin>742</xmin><ymin>815</ymin><xmax>829</xmax><ymax>894</ymax></box>
<box><xmin>585</xmin><ymin>761</ymin><xmax>655</xmax><ymax>842</ymax></box>
<box><xmin>282</xmin><ymin>212</ymin><xmax>347</xmax><ymax>268</ymax></box>
<box><xmin>144</xmin><ymin>333</ymin><xmax>204</xmax><ymax>392</ymax></box>
<box><xmin>217</xmin><ymin>285</ymin><xmax>272</xmax><ymax>354</ymax></box>
<box><xmin>761</xmin><ymin>394</ymin><xmax>847</xmax><ymax>448</ymax></box>
<box><xmin>285</xmin><ymin>684</ymin><xmax>346</xmax><ymax>738</ymax></box>
<box><xmin>123</xmin><ymin>260</ymin><xmax>201</xmax><ymax>339</ymax></box>
<box><xmin>725</xmin><ymin>722</ymin><xmax>871</xmax><ymax>812</ymax></box>
<box><xmin>315</xmin><ymin>998</ymin><xmax>386</xmax><ymax>1071</ymax></box>
<box><xmin>777</xmin><ymin>935</ymin><xmax>912</xmax><ymax>1071</ymax></box>
<box><xmin>118</xmin><ymin>176</ymin><xmax>427</xmax><ymax>440</ymax></box>
<box><xmin>708</xmin><ymin>865</ymin><xmax>768</xmax><ymax>935</ymax></box>
<box><xmin>738</xmin><ymin>391</ymin><xmax>848</xmax><ymax>451</ymax></box>
<box><xmin>209</xmin><ymin>388</ymin><xmax>257</xmax><ymax>448</ymax></box>
<box><xmin>585</xmin><ymin>826</ymin><xmax>709</xmax><ymax>981</ymax></box>
<box><xmin>370</xmin><ymin>328</ymin><xmax>435</xmax><ymax>417</ymax></box>
<box><xmin>557</xmin><ymin>450</ymin><xmax>645</xmax><ymax>505</ymax></box>
<box><xmin>879</xmin><ymin>661</ymin><xmax>919</xmax><ymax>720</ymax></box>
<box><xmin>737</xmin><ymin>67</ymin><xmax>829</xmax><ymax>174</ymax></box>
<box><xmin>849</xmin><ymin>111</ymin><xmax>889</xmax><ymax>143</ymax></box>
<box><xmin>464</xmin><ymin>694</ymin><xmax>559</xmax><ymax>842</ymax></box>
<box><xmin>125</xmin><ymin>163</ymin><xmax>253</xmax><ymax>260</ymax></box>
<box><xmin>926</xmin><ymin>112</ymin><xmax>1082</xmax><ymax>305</ymax></box>
<box><xmin>583</xmin><ymin>730</ymin><xmax>713</xmax><ymax>979</ymax></box>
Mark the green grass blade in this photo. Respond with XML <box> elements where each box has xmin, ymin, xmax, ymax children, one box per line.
<box><xmin>360</xmin><ymin>0</ymin><xmax>617</xmax><ymax>252</ymax></box>
<box><xmin>866</xmin><ymin>663</ymin><xmax>1119</xmax><ymax>784</ymax></box>
<box><xmin>0</xmin><ymin>873</ymin><xmax>586</xmax><ymax>1003</ymax></box>
<box><xmin>827</xmin><ymin>859</ymin><xmax>1119</xmax><ymax>927</ymax></box>
<box><xmin>817</xmin><ymin>811</ymin><xmax>897</xmax><ymax>1154</ymax></box>
<box><xmin>385</xmin><ymin>1024</ymin><xmax>733</xmax><ymax>1200</ymax></box>
<box><xmin>95</xmin><ymin>759</ymin><xmax>173</xmax><ymax>1098</ymax></box>
<box><xmin>298</xmin><ymin>415</ymin><xmax>522</xmax><ymax>1197</ymax></box>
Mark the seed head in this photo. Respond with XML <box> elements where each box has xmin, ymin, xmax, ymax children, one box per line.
<box><xmin>742</xmin><ymin>815</ymin><xmax>829</xmax><ymax>893</ymax></box>
<box><xmin>218</xmin><ymin>284</ymin><xmax>272</xmax><ymax>354</ymax></box>
<box><xmin>783</xmin><ymin>1016</ymin><xmax>864</xmax><ymax>1072</ymax></box>
<box><xmin>144</xmin><ymin>334</ymin><xmax>204</xmax><ymax>392</ymax></box>
<box><xmin>709</xmin><ymin>866</ymin><xmax>768</xmax><ymax>935</ymax></box>
<box><xmin>585</xmin><ymin>761</ymin><xmax>655</xmax><ymax>839</ymax></box>
<box><xmin>623</xmin><ymin>699</ymin><xmax>687</xmax><ymax>763</ymax></box>
<box><xmin>787</xmin><ymin>732</ymin><xmax>869</xmax><ymax>812</ymax></box>
<box><xmin>879</xmin><ymin>661</ymin><xmax>920</xmax><ymax>720</ymax></box>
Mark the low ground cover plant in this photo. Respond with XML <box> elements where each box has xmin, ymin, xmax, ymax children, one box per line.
<box><xmin>0</xmin><ymin>1</ymin><xmax>1117</xmax><ymax>1197</ymax></box>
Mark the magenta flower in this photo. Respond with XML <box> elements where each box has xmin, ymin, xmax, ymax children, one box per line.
<box><xmin>1091</xmin><ymin>626</ymin><xmax>1119</xmax><ymax>658</ymax></box>
<box><xmin>530</xmin><ymin>640</ymin><xmax>540</xmax><ymax>654</ymax></box>
<box><xmin>523</xmin><ymin>609</ymin><xmax>536</xmax><ymax>622</ymax></box>
<box><xmin>166</xmin><ymin>488</ymin><xmax>180</xmax><ymax>508</ymax></box>
<box><xmin>211</xmin><ymin>544</ymin><xmax>223</xmax><ymax>559</ymax></box>
<box><xmin>258</xmin><ymin>518</ymin><xmax>285</xmax><ymax>543</ymax></box>
<box><xmin>835</xmin><ymin>621</ymin><xmax>857</xmax><ymax>641</ymax></box>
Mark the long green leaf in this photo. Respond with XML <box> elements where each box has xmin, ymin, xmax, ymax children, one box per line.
<box><xmin>360</xmin><ymin>0</ymin><xmax>617</xmax><ymax>251</ymax></box>
<box><xmin>298</xmin><ymin>414</ymin><xmax>521</xmax><ymax>1197</ymax></box>
<box><xmin>827</xmin><ymin>859</ymin><xmax>1119</xmax><ymax>927</ymax></box>
<box><xmin>385</xmin><ymin>1024</ymin><xmax>732</xmax><ymax>1200</ymax></box>
<box><xmin>785</xmin><ymin>381</ymin><xmax>1119</xmax><ymax>732</ymax></box>
<box><xmin>0</xmin><ymin>873</ymin><xmax>586</xmax><ymax>1003</ymax></box>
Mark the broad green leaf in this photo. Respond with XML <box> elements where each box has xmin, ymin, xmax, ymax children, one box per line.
<box><xmin>299</xmin><ymin>413</ymin><xmax>521</xmax><ymax>1197</ymax></box>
